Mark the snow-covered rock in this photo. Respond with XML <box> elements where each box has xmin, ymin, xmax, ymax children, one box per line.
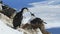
<box><xmin>0</xmin><ymin>13</ymin><xmax>42</xmax><ymax>34</ymax></box>
<box><xmin>0</xmin><ymin>19</ymin><xmax>23</xmax><ymax>34</ymax></box>
<box><xmin>0</xmin><ymin>13</ymin><xmax>13</xmax><ymax>27</ymax></box>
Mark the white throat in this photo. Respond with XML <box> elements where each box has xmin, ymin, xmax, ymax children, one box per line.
<box><xmin>21</xmin><ymin>10</ymin><xmax>31</xmax><ymax>25</ymax></box>
<box><xmin>0</xmin><ymin>3</ymin><xmax>2</xmax><ymax>10</ymax></box>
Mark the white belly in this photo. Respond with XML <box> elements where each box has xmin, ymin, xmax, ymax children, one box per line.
<box><xmin>21</xmin><ymin>12</ymin><xmax>31</xmax><ymax>25</ymax></box>
<box><xmin>0</xmin><ymin>4</ymin><xmax>2</xmax><ymax>10</ymax></box>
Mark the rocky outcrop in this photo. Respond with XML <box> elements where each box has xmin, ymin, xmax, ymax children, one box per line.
<box><xmin>0</xmin><ymin>1</ymin><xmax>16</xmax><ymax>18</ymax></box>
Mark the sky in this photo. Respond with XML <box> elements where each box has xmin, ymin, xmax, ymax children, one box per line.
<box><xmin>1</xmin><ymin>0</ymin><xmax>60</xmax><ymax>34</ymax></box>
<box><xmin>2</xmin><ymin>0</ymin><xmax>45</xmax><ymax>10</ymax></box>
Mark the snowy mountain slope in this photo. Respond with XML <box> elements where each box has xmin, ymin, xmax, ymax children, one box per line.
<box><xmin>0</xmin><ymin>13</ymin><xmax>42</xmax><ymax>34</ymax></box>
<box><xmin>0</xmin><ymin>13</ymin><xmax>13</xmax><ymax>27</ymax></box>
<box><xmin>1</xmin><ymin>0</ymin><xmax>60</xmax><ymax>34</ymax></box>
<box><xmin>0</xmin><ymin>12</ymin><xmax>60</xmax><ymax>34</ymax></box>
<box><xmin>0</xmin><ymin>20</ymin><xmax>23</xmax><ymax>34</ymax></box>
<box><xmin>0</xmin><ymin>13</ymin><xmax>23</xmax><ymax>34</ymax></box>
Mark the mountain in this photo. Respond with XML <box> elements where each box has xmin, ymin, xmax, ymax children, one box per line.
<box><xmin>0</xmin><ymin>13</ymin><xmax>42</xmax><ymax>34</ymax></box>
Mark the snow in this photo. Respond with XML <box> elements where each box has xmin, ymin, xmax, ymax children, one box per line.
<box><xmin>0</xmin><ymin>13</ymin><xmax>42</xmax><ymax>34</ymax></box>
<box><xmin>0</xmin><ymin>11</ymin><xmax>60</xmax><ymax>34</ymax></box>
<box><xmin>0</xmin><ymin>19</ymin><xmax>43</xmax><ymax>34</ymax></box>
<box><xmin>0</xmin><ymin>13</ymin><xmax>23</xmax><ymax>34</ymax></box>
<box><xmin>0</xmin><ymin>20</ymin><xmax>23</xmax><ymax>34</ymax></box>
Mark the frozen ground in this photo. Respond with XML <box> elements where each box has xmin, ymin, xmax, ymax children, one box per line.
<box><xmin>0</xmin><ymin>14</ymin><xmax>42</xmax><ymax>34</ymax></box>
<box><xmin>0</xmin><ymin>20</ymin><xmax>23</xmax><ymax>34</ymax></box>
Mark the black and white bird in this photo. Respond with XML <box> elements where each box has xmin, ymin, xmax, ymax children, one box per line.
<box><xmin>0</xmin><ymin>1</ymin><xmax>3</xmax><ymax>10</ymax></box>
<box><xmin>13</xmin><ymin>7</ymin><xmax>32</xmax><ymax>29</ymax></box>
